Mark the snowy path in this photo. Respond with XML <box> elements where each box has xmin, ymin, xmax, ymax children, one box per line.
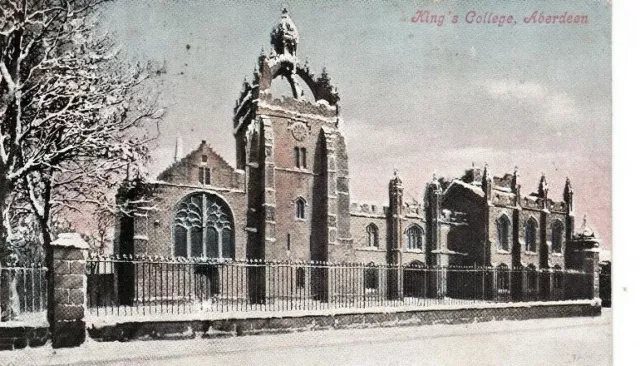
<box><xmin>2</xmin><ymin>309</ymin><xmax>611</xmax><ymax>366</ymax></box>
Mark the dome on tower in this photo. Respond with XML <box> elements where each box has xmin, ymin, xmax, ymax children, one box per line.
<box><xmin>270</xmin><ymin>8</ymin><xmax>299</xmax><ymax>56</ymax></box>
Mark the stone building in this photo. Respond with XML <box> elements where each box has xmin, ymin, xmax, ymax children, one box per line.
<box><xmin>114</xmin><ymin>9</ymin><xmax>599</xmax><ymax>301</ymax></box>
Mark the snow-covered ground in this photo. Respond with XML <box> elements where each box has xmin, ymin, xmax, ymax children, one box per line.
<box><xmin>2</xmin><ymin>309</ymin><xmax>611</xmax><ymax>366</ymax></box>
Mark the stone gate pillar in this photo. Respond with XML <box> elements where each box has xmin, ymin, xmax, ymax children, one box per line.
<box><xmin>49</xmin><ymin>233</ymin><xmax>89</xmax><ymax>348</ymax></box>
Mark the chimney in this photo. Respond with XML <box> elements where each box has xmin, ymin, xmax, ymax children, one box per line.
<box><xmin>174</xmin><ymin>135</ymin><xmax>184</xmax><ymax>162</ymax></box>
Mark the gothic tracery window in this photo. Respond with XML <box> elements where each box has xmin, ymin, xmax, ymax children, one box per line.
<box><xmin>406</xmin><ymin>225</ymin><xmax>424</xmax><ymax>251</ymax></box>
<box><xmin>552</xmin><ymin>220</ymin><xmax>564</xmax><ymax>253</ymax></box>
<box><xmin>497</xmin><ymin>215</ymin><xmax>510</xmax><ymax>252</ymax></box>
<box><xmin>173</xmin><ymin>193</ymin><xmax>234</xmax><ymax>259</ymax></box>
<box><xmin>525</xmin><ymin>218</ymin><xmax>538</xmax><ymax>253</ymax></box>
<box><xmin>366</xmin><ymin>223</ymin><xmax>379</xmax><ymax>248</ymax></box>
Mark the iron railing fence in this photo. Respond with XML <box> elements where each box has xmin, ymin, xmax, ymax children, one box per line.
<box><xmin>85</xmin><ymin>255</ymin><xmax>596</xmax><ymax>317</ymax></box>
<box><xmin>0</xmin><ymin>264</ymin><xmax>48</xmax><ymax>322</ymax></box>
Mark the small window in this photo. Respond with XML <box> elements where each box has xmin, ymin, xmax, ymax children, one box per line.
<box><xmin>294</xmin><ymin>147</ymin><xmax>307</xmax><ymax>169</ymax></box>
<box><xmin>199</xmin><ymin>167</ymin><xmax>211</xmax><ymax>185</ymax></box>
<box><xmin>366</xmin><ymin>224</ymin><xmax>379</xmax><ymax>247</ymax></box>
<box><xmin>406</xmin><ymin>225</ymin><xmax>424</xmax><ymax>250</ymax></box>
<box><xmin>301</xmin><ymin>148</ymin><xmax>307</xmax><ymax>169</ymax></box>
<box><xmin>287</xmin><ymin>233</ymin><xmax>291</xmax><ymax>251</ymax></box>
<box><xmin>202</xmin><ymin>155</ymin><xmax>208</xmax><ymax>163</ymax></box>
<box><xmin>296</xmin><ymin>267</ymin><xmax>305</xmax><ymax>289</ymax></box>
<box><xmin>295</xmin><ymin>198</ymin><xmax>306</xmax><ymax>219</ymax></box>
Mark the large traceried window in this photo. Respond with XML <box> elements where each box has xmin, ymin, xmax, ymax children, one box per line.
<box><xmin>552</xmin><ymin>220</ymin><xmax>564</xmax><ymax>254</ymax></box>
<box><xmin>406</xmin><ymin>225</ymin><xmax>424</xmax><ymax>251</ymax></box>
<box><xmin>525</xmin><ymin>218</ymin><xmax>538</xmax><ymax>253</ymax></box>
<box><xmin>496</xmin><ymin>215</ymin><xmax>510</xmax><ymax>252</ymax></box>
<box><xmin>366</xmin><ymin>224</ymin><xmax>379</xmax><ymax>248</ymax></box>
<box><xmin>173</xmin><ymin>193</ymin><xmax>234</xmax><ymax>259</ymax></box>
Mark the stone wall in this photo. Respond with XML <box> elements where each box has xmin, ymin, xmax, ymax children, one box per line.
<box><xmin>87</xmin><ymin>300</ymin><xmax>601</xmax><ymax>342</ymax></box>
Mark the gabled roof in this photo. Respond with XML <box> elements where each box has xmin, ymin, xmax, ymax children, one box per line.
<box><xmin>156</xmin><ymin>140</ymin><xmax>234</xmax><ymax>181</ymax></box>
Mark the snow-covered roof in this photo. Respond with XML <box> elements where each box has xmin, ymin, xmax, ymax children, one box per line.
<box><xmin>444</xmin><ymin>179</ymin><xmax>485</xmax><ymax>198</ymax></box>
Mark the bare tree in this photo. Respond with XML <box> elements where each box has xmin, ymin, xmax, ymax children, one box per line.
<box><xmin>0</xmin><ymin>0</ymin><xmax>162</xmax><ymax>261</ymax></box>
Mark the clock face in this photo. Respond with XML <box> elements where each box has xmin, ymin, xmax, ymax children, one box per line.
<box><xmin>291</xmin><ymin>122</ymin><xmax>308</xmax><ymax>142</ymax></box>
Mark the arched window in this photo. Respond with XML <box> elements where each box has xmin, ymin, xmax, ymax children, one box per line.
<box><xmin>525</xmin><ymin>218</ymin><xmax>538</xmax><ymax>253</ymax></box>
<box><xmin>295</xmin><ymin>197</ymin><xmax>306</xmax><ymax>219</ymax></box>
<box><xmin>173</xmin><ymin>193</ymin><xmax>234</xmax><ymax>259</ymax></box>
<box><xmin>366</xmin><ymin>224</ymin><xmax>379</xmax><ymax>247</ymax></box>
<box><xmin>552</xmin><ymin>220</ymin><xmax>564</xmax><ymax>253</ymax></box>
<box><xmin>406</xmin><ymin>225</ymin><xmax>424</xmax><ymax>250</ymax></box>
<box><xmin>496</xmin><ymin>215</ymin><xmax>510</xmax><ymax>252</ymax></box>
<box><xmin>364</xmin><ymin>263</ymin><xmax>378</xmax><ymax>291</ymax></box>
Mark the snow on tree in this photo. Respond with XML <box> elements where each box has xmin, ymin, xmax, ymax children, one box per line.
<box><xmin>0</xmin><ymin>0</ymin><xmax>163</xmax><ymax>260</ymax></box>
